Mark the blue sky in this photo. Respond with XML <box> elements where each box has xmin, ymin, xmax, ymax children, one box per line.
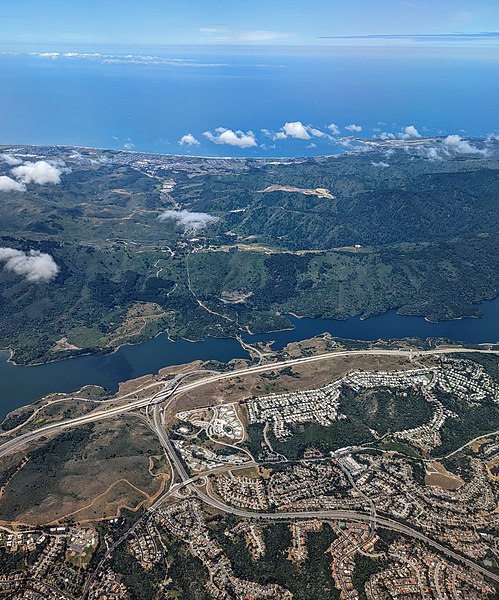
<box><xmin>1</xmin><ymin>0</ymin><xmax>498</xmax><ymax>49</ymax></box>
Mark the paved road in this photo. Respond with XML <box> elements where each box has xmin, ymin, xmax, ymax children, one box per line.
<box><xmin>3</xmin><ymin>345</ymin><xmax>499</xmax><ymax>585</ymax></box>
<box><xmin>190</xmin><ymin>484</ymin><xmax>499</xmax><ymax>584</ymax></box>
<box><xmin>2</xmin><ymin>347</ymin><xmax>497</xmax><ymax>459</ymax></box>
<box><xmin>438</xmin><ymin>428</ymin><xmax>499</xmax><ymax>460</ymax></box>
<box><xmin>149</xmin><ymin>402</ymin><xmax>499</xmax><ymax>586</ymax></box>
<box><xmin>0</xmin><ymin>370</ymin><xmax>204</xmax><ymax>458</ymax></box>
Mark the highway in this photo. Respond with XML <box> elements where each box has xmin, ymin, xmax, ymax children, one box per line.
<box><xmin>2</xmin><ymin>346</ymin><xmax>497</xmax><ymax>459</ymax></box>
<box><xmin>146</xmin><ymin>399</ymin><xmax>499</xmax><ymax>586</ymax></box>
<box><xmin>176</xmin><ymin>472</ymin><xmax>499</xmax><ymax>584</ymax></box>
<box><xmin>3</xmin><ymin>344</ymin><xmax>499</xmax><ymax>586</ymax></box>
<box><xmin>0</xmin><ymin>370</ymin><xmax>206</xmax><ymax>458</ymax></box>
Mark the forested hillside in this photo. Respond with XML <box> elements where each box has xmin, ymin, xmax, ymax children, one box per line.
<box><xmin>0</xmin><ymin>142</ymin><xmax>497</xmax><ymax>364</ymax></box>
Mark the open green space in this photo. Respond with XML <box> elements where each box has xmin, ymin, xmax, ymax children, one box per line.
<box><xmin>1</xmin><ymin>145</ymin><xmax>498</xmax><ymax>364</ymax></box>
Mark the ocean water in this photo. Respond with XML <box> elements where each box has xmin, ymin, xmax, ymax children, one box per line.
<box><xmin>1</xmin><ymin>45</ymin><xmax>498</xmax><ymax>416</ymax></box>
<box><xmin>0</xmin><ymin>46</ymin><xmax>498</xmax><ymax>157</ymax></box>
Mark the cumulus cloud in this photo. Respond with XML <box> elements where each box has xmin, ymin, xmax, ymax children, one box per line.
<box><xmin>442</xmin><ymin>134</ymin><xmax>482</xmax><ymax>154</ymax></box>
<box><xmin>327</xmin><ymin>123</ymin><xmax>341</xmax><ymax>135</ymax></box>
<box><xmin>0</xmin><ymin>153</ymin><xmax>22</xmax><ymax>166</ymax></box>
<box><xmin>282</xmin><ymin>121</ymin><xmax>311</xmax><ymax>140</ymax></box>
<box><xmin>308</xmin><ymin>127</ymin><xmax>325</xmax><ymax>138</ymax></box>
<box><xmin>418</xmin><ymin>147</ymin><xmax>443</xmax><ymax>161</ymax></box>
<box><xmin>158</xmin><ymin>209</ymin><xmax>218</xmax><ymax>234</ymax></box>
<box><xmin>0</xmin><ymin>176</ymin><xmax>26</xmax><ymax>192</ymax></box>
<box><xmin>267</xmin><ymin>121</ymin><xmax>327</xmax><ymax>141</ymax></box>
<box><xmin>203</xmin><ymin>127</ymin><xmax>257</xmax><ymax>148</ymax></box>
<box><xmin>335</xmin><ymin>139</ymin><xmax>355</xmax><ymax>149</ymax></box>
<box><xmin>403</xmin><ymin>135</ymin><xmax>486</xmax><ymax>161</ymax></box>
<box><xmin>371</xmin><ymin>161</ymin><xmax>390</xmax><ymax>168</ymax></box>
<box><xmin>11</xmin><ymin>160</ymin><xmax>64</xmax><ymax>185</ymax></box>
<box><xmin>0</xmin><ymin>248</ymin><xmax>59</xmax><ymax>283</ymax></box>
<box><xmin>401</xmin><ymin>125</ymin><xmax>422</xmax><ymax>139</ymax></box>
<box><xmin>179</xmin><ymin>133</ymin><xmax>201</xmax><ymax>146</ymax></box>
<box><xmin>261</xmin><ymin>128</ymin><xmax>274</xmax><ymax>138</ymax></box>
<box><xmin>345</xmin><ymin>123</ymin><xmax>362</xmax><ymax>132</ymax></box>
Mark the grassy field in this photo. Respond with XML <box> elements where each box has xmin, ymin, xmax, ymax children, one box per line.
<box><xmin>0</xmin><ymin>416</ymin><xmax>169</xmax><ymax>525</ymax></box>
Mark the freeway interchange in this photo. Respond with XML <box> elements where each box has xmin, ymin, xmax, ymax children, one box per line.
<box><xmin>146</xmin><ymin>403</ymin><xmax>499</xmax><ymax>586</ymax></box>
<box><xmin>2</xmin><ymin>346</ymin><xmax>498</xmax><ymax>459</ymax></box>
<box><xmin>2</xmin><ymin>346</ymin><xmax>499</xmax><ymax>587</ymax></box>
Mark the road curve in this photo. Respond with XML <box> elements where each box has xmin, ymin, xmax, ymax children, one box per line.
<box><xmin>190</xmin><ymin>486</ymin><xmax>499</xmax><ymax>584</ymax></box>
<box><xmin>152</xmin><ymin>410</ymin><xmax>499</xmax><ymax>586</ymax></box>
<box><xmin>1</xmin><ymin>347</ymin><xmax>497</xmax><ymax>460</ymax></box>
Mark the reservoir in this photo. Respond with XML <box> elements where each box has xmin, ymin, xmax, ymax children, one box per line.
<box><xmin>1</xmin><ymin>297</ymin><xmax>499</xmax><ymax>420</ymax></box>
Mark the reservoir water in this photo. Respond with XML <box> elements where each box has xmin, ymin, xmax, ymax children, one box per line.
<box><xmin>1</xmin><ymin>297</ymin><xmax>499</xmax><ymax>420</ymax></box>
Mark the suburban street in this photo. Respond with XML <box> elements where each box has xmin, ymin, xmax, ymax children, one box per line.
<box><xmin>3</xmin><ymin>345</ymin><xmax>499</xmax><ymax>588</ymax></box>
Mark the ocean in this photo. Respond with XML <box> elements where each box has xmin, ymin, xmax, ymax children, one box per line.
<box><xmin>0</xmin><ymin>45</ymin><xmax>498</xmax><ymax>157</ymax></box>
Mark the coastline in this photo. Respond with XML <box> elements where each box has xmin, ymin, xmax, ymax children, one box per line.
<box><xmin>0</xmin><ymin>134</ymin><xmax>492</xmax><ymax>162</ymax></box>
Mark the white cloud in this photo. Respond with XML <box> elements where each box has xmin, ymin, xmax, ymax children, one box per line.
<box><xmin>0</xmin><ymin>176</ymin><xmax>26</xmax><ymax>192</ymax></box>
<box><xmin>401</xmin><ymin>125</ymin><xmax>422</xmax><ymax>139</ymax></box>
<box><xmin>27</xmin><ymin>50</ymin><xmax>229</xmax><ymax>68</ymax></box>
<box><xmin>0</xmin><ymin>248</ymin><xmax>59</xmax><ymax>283</ymax></box>
<box><xmin>199</xmin><ymin>27</ymin><xmax>292</xmax><ymax>43</ymax></box>
<box><xmin>327</xmin><ymin>123</ymin><xmax>341</xmax><ymax>135</ymax></box>
<box><xmin>203</xmin><ymin>127</ymin><xmax>257</xmax><ymax>148</ymax></box>
<box><xmin>261</xmin><ymin>121</ymin><xmax>321</xmax><ymax>141</ymax></box>
<box><xmin>34</xmin><ymin>52</ymin><xmax>60</xmax><ymax>59</ymax></box>
<box><xmin>306</xmin><ymin>143</ymin><xmax>317</xmax><ymax>149</ymax></box>
<box><xmin>420</xmin><ymin>147</ymin><xmax>443</xmax><ymax>161</ymax></box>
<box><xmin>345</xmin><ymin>124</ymin><xmax>362</xmax><ymax>132</ymax></box>
<box><xmin>442</xmin><ymin>134</ymin><xmax>481</xmax><ymax>154</ymax></box>
<box><xmin>282</xmin><ymin>121</ymin><xmax>311</xmax><ymax>140</ymax></box>
<box><xmin>371</xmin><ymin>161</ymin><xmax>390</xmax><ymax>168</ymax></box>
<box><xmin>123</xmin><ymin>142</ymin><xmax>135</xmax><ymax>150</ymax></box>
<box><xmin>337</xmin><ymin>139</ymin><xmax>355</xmax><ymax>149</ymax></box>
<box><xmin>158</xmin><ymin>209</ymin><xmax>218</xmax><ymax>234</ymax></box>
<box><xmin>308</xmin><ymin>127</ymin><xmax>325</xmax><ymax>138</ymax></box>
<box><xmin>379</xmin><ymin>132</ymin><xmax>396</xmax><ymax>140</ymax></box>
<box><xmin>199</xmin><ymin>27</ymin><xmax>229</xmax><ymax>36</ymax></box>
<box><xmin>0</xmin><ymin>153</ymin><xmax>22</xmax><ymax>166</ymax></box>
<box><xmin>179</xmin><ymin>133</ymin><xmax>200</xmax><ymax>146</ymax></box>
<box><xmin>403</xmin><ymin>135</ymin><xmax>486</xmax><ymax>161</ymax></box>
<box><xmin>11</xmin><ymin>160</ymin><xmax>64</xmax><ymax>185</ymax></box>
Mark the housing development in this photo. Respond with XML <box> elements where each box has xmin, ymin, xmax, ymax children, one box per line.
<box><xmin>1</xmin><ymin>0</ymin><xmax>499</xmax><ymax>595</ymax></box>
<box><xmin>0</xmin><ymin>343</ymin><xmax>498</xmax><ymax>598</ymax></box>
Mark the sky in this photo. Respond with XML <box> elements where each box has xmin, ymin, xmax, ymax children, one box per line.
<box><xmin>1</xmin><ymin>0</ymin><xmax>499</xmax><ymax>50</ymax></box>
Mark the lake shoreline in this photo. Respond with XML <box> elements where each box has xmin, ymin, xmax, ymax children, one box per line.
<box><xmin>2</xmin><ymin>300</ymin><xmax>496</xmax><ymax>368</ymax></box>
<box><xmin>1</xmin><ymin>297</ymin><xmax>499</xmax><ymax>421</ymax></box>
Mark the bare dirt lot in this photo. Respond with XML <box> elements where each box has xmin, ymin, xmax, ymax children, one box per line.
<box><xmin>171</xmin><ymin>353</ymin><xmax>435</xmax><ymax>415</ymax></box>
<box><xmin>425</xmin><ymin>461</ymin><xmax>464</xmax><ymax>490</ymax></box>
